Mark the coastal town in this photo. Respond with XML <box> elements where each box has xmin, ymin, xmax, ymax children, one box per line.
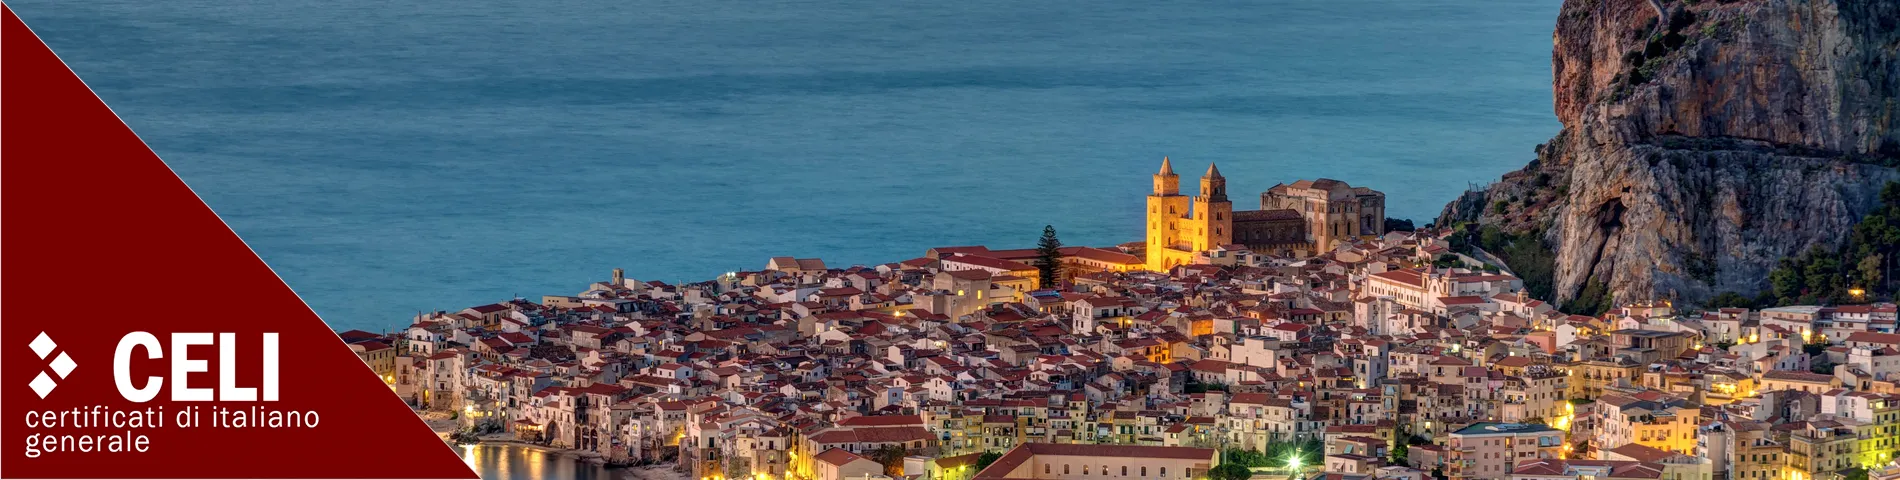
<box><xmin>341</xmin><ymin>161</ymin><xmax>1900</xmax><ymax>480</ymax></box>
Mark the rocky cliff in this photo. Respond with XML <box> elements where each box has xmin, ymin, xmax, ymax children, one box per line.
<box><xmin>1439</xmin><ymin>0</ymin><xmax>1900</xmax><ymax>307</ymax></box>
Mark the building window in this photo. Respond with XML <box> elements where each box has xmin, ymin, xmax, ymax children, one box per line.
<box><xmin>1122</xmin><ymin>466</ymin><xmax>1128</xmax><ymax>476</ymax></box>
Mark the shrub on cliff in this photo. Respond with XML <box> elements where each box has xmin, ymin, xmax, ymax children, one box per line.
<box><xmin>1483</xmin><ymin>226</ymin><xmax>1557</xmax><ymax>303</ymax></box>
<box><xmin>1567</xmin><ymin>280</ymin><xmax>1615</xmax><ymax>317</ymax></box>
<box><xmin>1766</xmin><ymin>182</ymin><xmax>1900</xmax><ymax>305</ymax></box>
<box><xmin>1706</xmin><ymin>291</ymin><xmax>1758</xmax><ymax>309</ymax></box>
<box><xmin>1449</xmin><ymin>225</ymin><xmax>1556</xmax><ymax>303</ymax></box>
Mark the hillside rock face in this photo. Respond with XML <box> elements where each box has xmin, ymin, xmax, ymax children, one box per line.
<box><xmin>1440</xmin><ymin>0</ymin><xmax>1900</xmax><ymax>306</ymax></box>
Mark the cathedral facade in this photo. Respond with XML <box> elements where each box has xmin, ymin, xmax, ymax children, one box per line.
<box><xmin>1143</xmin><ymin>158</ymin><xmax>1386</xmax><ymax>271</ymax></box>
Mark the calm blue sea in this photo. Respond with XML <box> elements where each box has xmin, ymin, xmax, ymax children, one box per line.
<box><xmin>13</xmin><ymin>0</ymin><xmax>1561</xmax><ymax>332</ymax></box>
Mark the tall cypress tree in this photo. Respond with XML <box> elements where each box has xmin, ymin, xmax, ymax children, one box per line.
<box><xmin>1036</xmin><ymin>225</ymin><xmax>1063</xmax><ymax>288</ymax></box>
<box><xmin>1389</xmin><ymin>424</ymin><xmax>1409</xmax><ymax>465</ymax></box>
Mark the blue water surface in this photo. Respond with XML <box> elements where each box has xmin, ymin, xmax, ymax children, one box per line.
<box><xmin>11</xmin><ymin>0</ymin><xmax>1561</xmax><ymax>331</ymax></box>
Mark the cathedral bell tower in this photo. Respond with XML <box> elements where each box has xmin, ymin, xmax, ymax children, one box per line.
<box><xmin>1146</xmin><ymin>157</ymin><xmax>1191</xmax><ymax>271</ymax></box>
<box><xmin>1153</xmin><ymin>157</ymin><xmax>1179</xmax><ymax>196</ymax></box>
<box><xmin>1193</xmin><ymin>163</ymin><xmax>1233</xmax><ymax>251</ymax></box>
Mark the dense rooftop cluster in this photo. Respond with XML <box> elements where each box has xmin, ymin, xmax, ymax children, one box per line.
<box><xmin>341</xmin><ymin>228</ymin><xmax>1900</xmax><ymax>480</ymax></box>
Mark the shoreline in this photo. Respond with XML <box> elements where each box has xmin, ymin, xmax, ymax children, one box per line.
<box><xmin>419</xmin><ymin>409</ymin><xmax>628</xmax><ymax>467</ymax></box>
<box><xmin>457</xmin><ymin>441</ymin><xmax>689</xmax><ymax>480</ymax></box>
<box><xmin>419</xmin><ymin>410</ymin><xmax>611</xmax><ymax>464</ymax></box>
<box><xmin>465</xmin><ymin>437</ymin><xmax>607</xmax><ymax>462</ymax></box>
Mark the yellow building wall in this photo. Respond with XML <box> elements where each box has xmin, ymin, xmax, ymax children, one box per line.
<box><xmin>1631</xmin><ymin>416</ymin><xmax>1699</xmax><ymax>454</ymax></box>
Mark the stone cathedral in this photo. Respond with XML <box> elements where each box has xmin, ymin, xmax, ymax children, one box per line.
<box><xmin>1143</xmin><ymin>158</ymin><xmax>1386</xmax><ymax>271</ymax></box>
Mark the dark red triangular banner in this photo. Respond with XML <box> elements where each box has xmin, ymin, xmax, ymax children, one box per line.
<box><xmin>2</xmin><ymin>4</ymin><xmax>478</xmax><ymax>478</ymax></box>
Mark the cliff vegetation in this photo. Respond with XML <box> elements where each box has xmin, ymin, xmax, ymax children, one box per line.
<box><xmin>1440</xmin><ymin>0</ymin><xmax>1900</xmax><ymax>309</ymax></box>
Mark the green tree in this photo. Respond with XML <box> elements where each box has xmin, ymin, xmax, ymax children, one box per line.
<box><xmin>1298</xmin><ymin>438</ymin><xmax>1321</xmax><ymax>466</ymax></box>
<box><xmin>1765</xmin><ymin>181</ymin><xmax>1900</xmax><ymax>305</ymax></box>
<box><xmin>1224</xmin><ymin>448</ymin><xmax>1269</xmax><ymax>468</ymax></box>
<box><xmin>974</xmin><ymin>451</ymin><xmax>1003</xmax><ymax>473</ymax></box>
<box><xmin>1812</xmin><ymin>356</ymin><xmax>1837</xmax><ymax>374</ymax></box>
<box><xmin>1388</xmin><ymin>427</ymin><xmax>1409</xmax><ymax>465</ymax></box>
<box><xmin>1770</xmin><ymin>255</ymin><xmax>1808</xmax><ymax>304</ymax></box>
<box><xmin>1186</xmin><ymin>380</ymin><xmax>1228</xmax><ymax>394</ymax></box>
<box><xmin>1036</xmin><ymin>225</ymin><xmax>1064</xmax><ymax>287</ymax></box>
<box><xmin>1803</xmin><ymin>247</ymin><xmax>1844</xmax><ymax>303</ymax></box>
<box><xmin>1845</xmin><ymin>467</ymin><xmax>1870</xmax><ymax>480</ymax></box>
<box><xmin>1852</xmin><ymin>183</ymin><xmax>1900</xmax><ymax>294</ymax></box>
<box><xmin>1858</xmin><ymin>253</ymin><xmax>1884</xmax><ymax>297</ymax></box>
<box><xmin>1432</xmin><ymin>254</ymin><xmax>1461</xmax><ymax>269</ymax></box>
<box><xmin>1256</xmin><ymin>439</ymin><xmax>1321</xmax><ymax>469</ymax></box>
<box><xmin>1479</xmin><ymin>226</ymin><xmax>1507</xmax><ymax>252</ymax></box>
<box><xmin>1807</xmin><ymin>339</ymin><xmax>1837</xmax><ymax>373</ymax></box>
<box><xmin>1384</xmin><ymin>218</ymin><xmax>1416</xmax><ymax>232</ymax></box>
<box><xmin>870</xmin><ymin>444</ymin><xmax>908</xmax><ymax>476</ymax></box>
<box><xmin>1566</xmin><ymin>280</ymin><xmax>1615</xmax><ymax>317</ymax></box>
<box><xmin>726</xmin><ymin>456</ymin><xmax>752</xmax><ymax>480</ymax></box>
<box><xmin>1447</xmin><ymin>228</ymin><xmax>1471</xmax><ymax>254</ymax></box>
<box><xmin>1208</xmin><ymin>463</ymin><xmax>1253</xmax><ymax>480</ymax></box>
<box><xmin>1706</xmin><ymin>291</ymin><xmax>1755</xmax><ymax>309</ymax></box>
<box><xmin>1460</xmin><ymin>226</ymin><xmax>1557</xmax><ymax>303</ymax></box>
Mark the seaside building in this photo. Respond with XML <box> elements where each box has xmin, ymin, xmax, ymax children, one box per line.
<box><xmin>1143</xmin><ymin>157</ymin><xmax>1386</xmax><ymax>271</ymax></box>
<box><xmin>970</xmin><ymin>443</ymin><xmax>1216</xmax><ymax>480</ymax></box>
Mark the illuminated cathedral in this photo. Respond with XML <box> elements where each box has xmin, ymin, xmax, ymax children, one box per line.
<box><xmin>1143</xmin><ymin>158</ymin><xmax>1386</xmax><ymax>271</ymax></box>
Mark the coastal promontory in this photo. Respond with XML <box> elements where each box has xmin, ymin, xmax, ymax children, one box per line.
<box><xmin>1441</xmin><ymin>0</ymin><xmax>1900</xmax><ymax>308</ymax></box>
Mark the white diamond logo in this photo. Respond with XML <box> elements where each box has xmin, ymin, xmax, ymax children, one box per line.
<box><xmin>50</xmin><ymin>352</ymin><xmax>76</xmax><ymax>378</ymax></box>
<box><xmin>27</xmin><ymin>332</ymin><xmax>73</xmax><ymax>398</ymax></box>
<box><xmin>29</xmin><ymin>332</ymin><xmax>56</xmax><ymax>359</ymax></box>
<box><xmin>29</xmin><ymin>372</ymin><xmax>56</xmax><ymax>399</ymax></box>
